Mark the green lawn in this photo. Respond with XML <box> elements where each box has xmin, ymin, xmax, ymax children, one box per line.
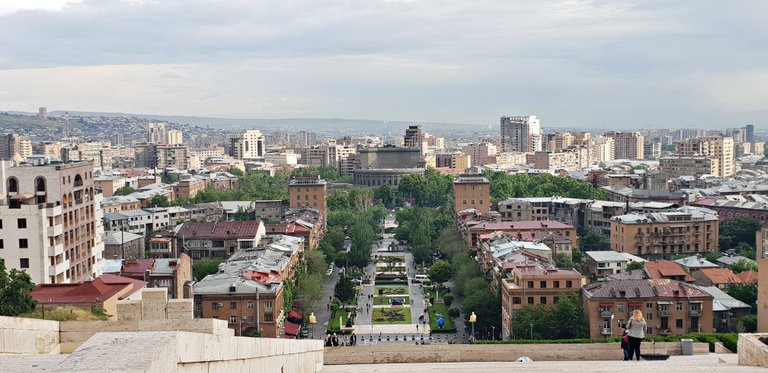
<box><xmin>327</xmin><ymin>309</ymin><xmax>352</xmax><ymax>332</ymax></box>
<box><xmin>374</xmin><ymin>285</ymin><xmax>409</xmax><ymax>296</ymax></box>
<box><xmin>428</xmin><ymin>303</ymin><xmax>456</xmax><ymax>333</ymax></box>
<box><xmin>372</xmin><ymin>307</ymin><xmax>412</xmax><ymax>324</ymax></box>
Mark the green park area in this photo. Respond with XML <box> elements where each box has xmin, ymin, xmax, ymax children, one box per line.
<box><xmin>372</xmin><ymin>307</ymin><xmax>412</xmax><ymax>324</ymax></box>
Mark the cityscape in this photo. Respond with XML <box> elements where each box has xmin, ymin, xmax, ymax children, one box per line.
<box><xmin>0</xmin><ymin>1</ymin><xmax>767</xmax><ymax>372</ymax></box>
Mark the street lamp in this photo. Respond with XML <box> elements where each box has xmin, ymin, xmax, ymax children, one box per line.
<box><xmin>491</xmin><ymin>325</ymin><xmax>495</xmax><ymax>341</ymax></box>
<box><xmin>529</xmin><ymin>323</ymin><xmax>533</xmax><ymax>340</ymax></box>
<box><xmin>309</xmin><ymin>312</ymin><xmax>317</xmax><ymax>339</ymax></box>
<box><xmin>469</xmin><ymin>312</ymin><xmax>477</xmax><ymax>342</ymax></box>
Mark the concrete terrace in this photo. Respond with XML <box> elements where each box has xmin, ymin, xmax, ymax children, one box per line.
<box><xmin>323</xmin><ymin>354</ymin><xmax>761</xmax><ymax>373</ymax></box>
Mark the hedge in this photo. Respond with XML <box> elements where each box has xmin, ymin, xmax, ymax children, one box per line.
<box><xmin>474</xmin><ymin>333</ymin><xmax>738</xmax><ymax>352</ymax></box>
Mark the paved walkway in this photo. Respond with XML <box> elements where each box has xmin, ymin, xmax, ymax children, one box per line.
<box><xmin>309</xmin><ymin>266</ymin><xmax>340</xmax><ymax>339</ymax></box>
<box><xmin>323</xmin><ymin>354</ymin><xmax>761</xmax><ymax>372</ymax></box>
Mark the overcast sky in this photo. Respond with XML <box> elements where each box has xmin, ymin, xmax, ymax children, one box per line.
<box><xmin>0</xmin><ymin>0</ymin><xmax>765</xmax><ymax>129</ymax></box>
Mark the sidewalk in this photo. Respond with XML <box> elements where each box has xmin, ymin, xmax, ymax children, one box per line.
<box><xmin>309</xmin><ymin>268</ymin><xmax>340</xmax><ymax>339</ymax></box>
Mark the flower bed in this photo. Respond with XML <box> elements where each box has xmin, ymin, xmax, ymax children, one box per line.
<box><xmin>372</xmin><ymin>307</ymin><xmax>412</xmax><ymax>324</ymax></box>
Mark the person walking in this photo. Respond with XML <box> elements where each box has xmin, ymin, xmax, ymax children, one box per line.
<box><xmin>620</xmin><ymin>330</ymin><xmax>630</xmax><ymax>361</ymax></box>
<box><xmin>626</xmin><ymin>310</ymin><xmax>647</xmax><ymax>361</ymax></box>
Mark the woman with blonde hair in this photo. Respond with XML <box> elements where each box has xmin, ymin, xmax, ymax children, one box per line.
<box><xmin>625</xmin><ymin>309</ymin><xmax>647</xmax><ymax>361</ymax></box>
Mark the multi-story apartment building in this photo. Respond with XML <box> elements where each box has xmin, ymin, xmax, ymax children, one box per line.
<box><xmin>603</xmin><ymin>131</ymin><xmax>644</xmax><ymax>160</ymax></box>
<box><xmin>593</xmin><ymin>137</ymin><xmax>615</xmax><ymax>163</ymax></box>
<box><xmin>532</xmin><ymin>146</ymin><xmax>593</xmax><ymax>170</ymax></box>
<box><xmin>582</xmin><ymin>279</ymin><xmax>713</xmax><ymax>339</ymax></box>
<box><xmin>453</xmin><ymin>175</ymin><xmax>490</xmax><ymax>214</ymax></box>
<box><xmin>643</xmin><ymin>142</ymin><xmax>661</xmax><ymax>160</ymax></box>
<box><xmin>461</xmin><ymin>143</ymin><xmax>498</xmax><ymax>167</ymax></box>
<box><xmin>501</xmin><ymin>265</ymin><xmax>583</xmax><ymax>339</ymax></box>
<box><xmin>166</xmin><ymin>130</ymin><xmax>183</xmax><ymax>145</ymax></box>
<box><xmin>119</xmin><ymin>254</ymin><xmax>193</xmax><ymax>299</ymax></box>
<box><xmin>457</xmin><ymin>213</ymin><xmax>577</xmax><ymax>248</ymax></box>
<box><xmin>177</xmin><ymin>221</ymin><xmax>266</xmax><ymax>259</ymax></box>
<box><xmin>674</xmin><ymin>136</ymin><xmax>735</xmax><ymax>178</ymax></box>
<box><xmin>299</xmin><ymin>141</ymin><xmax>357</xmax><ymax>175</ymax></box>
<box><xmin>500</xmin><ymin>115</ymin><xmax>542</xmax><ymax>153</ymax></box>
<box><xmin>288</xmin><ymin>174</ymin><xmax>327</xmax><ymax>221</ymax></box>
<box><xmin>659</xmin><ymin>156</ymin><xmax>716</xmax><ymax>178</ymax></box>
<box><xmin>0</xmin><ymin>159</ymin><xmax>104</xmax><ymax>284</ymax></box>
<box><xmin>690</xmin><ymin>196</ymin><xmax>768</xmax><ymax>225</ymax></box>
<box><xmin>0</xmin><ymin>133</ymin><xmax>32</xmax><ymax>161</ymax></box>
<box><xmin>147</xmin><ymin>123</ymin><xmax>168</xmax><ymax>144</ymax></box>
<box><xmin>156</xmin><ymin>144</ymin><xmax>190</xmax><ymax>170</ymax></box>
<box><xmin>404</xmin><ymin>125</ymin><xmax>424</xmax><ymax>153</ymax></box>
<box><xmin>434</xmin><ymin>152</ymin><xmax>471</xmax><ymax>172</ymax></box>
<box><xmin>610</xmin><ymin>206</ymin><xmax>719</xmax><ymax>259</ymax></box>
<box><xmin>545</xmin><ymin>132</ymin><xmax>575</xmax><ymax>152</ymax></box>
<box><xmin>227</xmin><ymin>130</ymin><xmax>265</xmax><ymax>160</ymax></box>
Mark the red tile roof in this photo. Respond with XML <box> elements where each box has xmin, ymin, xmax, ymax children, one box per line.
<box><xmin>178</xmin><ymin>221</ymin><xmax>263</xmax><ymax>240</ymax></box>
<box><xmin>121</xmin><ymin>259</ymin><xmax>155</xmax><ymax>278</ymax></box>
<box><xmin>699</xmin><ymin>268</ymin><xmax>744</xmax><ymax>285</ymax></box>
<box><xmin>31</xmin><ymin>275</ymin><xmax>145</xmax><ymax>304</ymax></box>
<box><xmin>644</xmin><ymin>260</ymin><xmax>695</xmax><ymax>282</ymax></box>
<box><xmin>97</xmin><ymin>274</ymin><xmax>147</xmax><ymax>299</ymax></box>
<box><xmin>737</xmin><ymin>270</ymin><xmax>758</xmax><ymax>284</ymax></box>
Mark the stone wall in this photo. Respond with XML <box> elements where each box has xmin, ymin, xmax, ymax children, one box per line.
<box><xmin>117</xmin><ymin>287</ymin><xmax>192</xmax><ymax>321</ymax></box>
<box><xmin>324</xmin><ymin>342</ymin><xmax>710</xmax><ymax>365</ymax></box>
<box><xmin>51</xmin><ymin>331</ymin><xmax>324</xmax><ymax>373</ymax></box>
<box><xmin>0</xmin><ymin>316</ymin><xmax>60</xmax><ymax>355</ymax></box>
<box><xmin>59</xmin><ymin>318</ymin><xmax>232</xmax><ymax>353</ymax></box>
<box><xmin>738</xmin><ymin>333</ymin><xmax>768</xmax><ymax>367</ymax></box>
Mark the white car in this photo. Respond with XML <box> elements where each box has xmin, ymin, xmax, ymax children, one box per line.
<box><xmin>326</xmin><ymin>266</ymin><xmax>333</xmax><ymax>276</ymax></box>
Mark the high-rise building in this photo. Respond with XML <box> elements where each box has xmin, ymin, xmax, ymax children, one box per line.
<box><xmin>594</xmin><ymin>137</ymin><xmax>615</xmax><ymax>163</ymax></box>
<box><xmin>746</xmin><ymin>124</ymin><xmax>755</xmax><ymax>143</ymax></box>
<box><xmin>643</xmin><ymin>142</ymin><xmax>661</xmax><ymax>160</ymax></box>
<box><xmin>461</xmin><ymin>143</ymin><xmax>498</xmax><ymax>167</ymax></box>
<box><xmin>167</xmin><ymin>130</ymin><xmax>183</xmax><ymax>145</ymax></box>
<box><xmin>500</xmin><ymin>115</ymin><xmax>541</xmax><ymax>153</ymax></box>
<box><xmin>674</xmin><ymin>136</ymin><xmax>734</xmax><ymax>178</ymax></box>
<box><xmin>453</xmin><ymin>175</ymin><xmax>491</xmax><ymax>214</ymax></box>
<box><xmin>0</xmin><ymin>160</ymin><xmax>104</xmax><ymax>284</ymax></box>
<box><xmin>38</xmin><ymin>107</ymin><xmax>48</xmax><ymax>119</ymax></box>
<box><xmin>404</xmin><ymin>125</ymin><xmax>424</xmax><ymax>153</ymax></box>
<box><xmin>0</xmin><ymin>134</ymin><xmax>33</xmax><ymax>161</ymax></box>
<box><xmin>227</xmin><ymin>130</ymin><xmax>265</xmax><ymax>159</ymax></box>
<box><xmin>147</xmin><ymin>123</ymin><xmax>168</xmax><ymax>144</ymax></box>
<box><xmin>156</xmin><ymin>144</ymin><xmax>191</xmax><ymax>170</ymax></box>
<box><xmin>603</xmin><ymin>131</ymin><xmax>644</xmax><ymax>160</ymax></box>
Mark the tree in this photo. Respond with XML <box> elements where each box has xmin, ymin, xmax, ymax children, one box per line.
<box><xmin>161</xmin><ymin>171</ymin><xmax>179</xmax><ymax>184</ymax></box>
<box><xmin>627</xmin><ymin>261</ymin><xmax>645</xmax><ymax>271</ymax></box>
<box><xmin>295</xmin><ymin>273</ymin><xmax>324</xmax><ymax>317</ymax></box>
<box><xmin>428</xmin><ymin>261</ymin><xmax>454</xmax><ymax>284</ymax></box>
<box><xmin>192</xmin><ymin>259</ymin><xmax>222</xmax><ymax>281</ymax></box>
<box><xmin>463</xmin><ymin>277</ymin><xmax>489</xmax><ymax>297</ymax></box>
<box><xmin>227</xmin><ymin>167</ymin><xmax>244</xmax><ymax>177</ymax></box>
<box><xmin>578</xmin><ymin>230</ymin><xmax>604</xmax><ymax>252</ymax></box>
<box><xmin>511</xmin><ymin>292</ymin><xmax>587</xmax><ymax>340</ymax></box>
<box><xmin>461</xmin><ymin>287</ymin><xmax>501</xmax><ymax>339</ymax></box>
<box><xmin>720</xmin><ymin>216</ymin><xmax>762</xmax><ymax>251</ymax></box>
<box><xmin>739</xmin><ymin>315</ymin><xmax>757</xmax><ymax>333</ymax></box>
<box><xmin>485</xmin><ymin>171</ymin><xmax>607</xmax><ymax>201</ymax></box>
<box><xmin>334</xmin><ymin>275</ymin><xmax>355</xmax><ymax>304</ymax></box>
<box><xmin>737</xmin><ymin>243</ymin><xmax>757</xmax><ymax>260</ymax></box>
<box><xmin>730</xmin><ymin>259</ymin><xmax>758</xmax><ymax>274</ymax></box>
<box><xmin>555</xmin><ymin>253</ymin><xmax>574</xmax><ymax>269</ymax></box>
<box><xmin>148</xmin><ymin>195</ymin><xmax>170</xmax><ymax>208</ymax></box>
<box><xmin>726</xmin><ymin>283</ymin><xmax>757</xmax><ymax>311</ymax></box>
<box><xmin>0</xmin><ymin>260</ymin><xmax>37</xmax><ymax>316</ymax></box>
<box><xmin>114</xmin><ymin>186</ymin><xmax>136</xmax><ymax>196</ymax></box>
<box><xmin>374</xmin><ymin>184</ymin><xmax>396</xmax><ymax>206</ymax></box>
<box><xmin>551</xmin><ymin>293</ymin><xmax>588</xmax><ymax>339</ymax></box>
<box><xmin>347</xmin><ymin>217</ymin><xmax>374</xmax><ymax>269</ymax></box>
<box><xmin>305</xmin><ymin>249</ymin><xmax>327</xmax><ymax>277</ymax></box>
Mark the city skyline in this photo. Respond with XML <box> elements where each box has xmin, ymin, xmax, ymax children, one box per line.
<box><xmin>0</xmin><ymin>1</ymin><xmax>766</xmax><ymax>129</ymax></box>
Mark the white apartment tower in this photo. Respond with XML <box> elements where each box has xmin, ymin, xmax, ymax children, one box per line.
<box><xmin>227</xmin><ymin>130</ymin><xmax>266</xmax><ymax>159</ymax></box>
<box><xmin>500</xmin><ymin>115</ymin><xmax>542</xmax><ymax>153</ymax></box>
<box><xmin>603</xmin><ymin>131</ymin><xmax>644</xmax><ymax>160</ymax></box>
<box><xmin>0</xmin><ymin>160</ymin><xmax>104</xmax><ymax>284</ymax></box>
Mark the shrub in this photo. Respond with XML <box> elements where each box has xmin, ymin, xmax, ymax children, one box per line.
<box><xmin>443</xmin><ymin>294</ymin><xmax>454</xmax><ymax>307</ymax></box>
<box><xmin>448</xmin><ymin>307</ymin><xmax>460</xmax><ymax>318</ymax></box>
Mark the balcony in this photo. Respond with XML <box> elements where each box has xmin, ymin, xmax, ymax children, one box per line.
<box><xmin>47</xmin><ymin>224</ymin><xmax>64</xmax><ymax>237</ymax></box>
<box><xmin>48</xmin><ymin>243</ymin><xmax>65</xmax><ymax>257</ymax></box>
<box><xmin>658</xmin><ymin>310</ymin><xmax>671</xmax><ymax>317</ymax></box>
<box><xmin>601</xmin><ymin>328</ymin><xmax>612</xmax><ymax>335</ymax></box>
<box><xmin>600</xmin><ymin>310</ymin><xmax>613</xmax><ymax>318</ymax></box>
<box><xmin>49</xmin><ymin>260</ymin><xmax>70</xmax><ymax>276</ymax></box>
<box><xmin>689</xmin><ymin>309</ymin><xmax>701</xmax><ymax>316</ymax></box>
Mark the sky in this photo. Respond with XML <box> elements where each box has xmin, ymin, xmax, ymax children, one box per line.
<box><xmin>0</xmin><ymin>0</ymin><xmax>765</xmax><ymax>129</ymax></box>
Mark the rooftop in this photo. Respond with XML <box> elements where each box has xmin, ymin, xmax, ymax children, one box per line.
<box><xmin>30</xmin><ymin>275</ymin><xmax>146</xmax><ymax>303</ymax></box>
<box><xmin>177</xmin><ymin>220</ymin><xmax>263</xmax><ymax>240</ymax></box>
<box><xmin>698</xmin><ymin>268</ymin><xmax>743</xmax><ymax>285</ymax></box>
<box><xmin>585</xmin><ymin>250</ymin><xmax>627</xmax><ymax>263</ymax></box>
<box><xmin>644</xmin><ymin>260</ymin><xmax>696</xmax><ymax>282</ymax></box>
<box><xmin>583</xmin><ymin>279</ymin><xmax>711</xmax><ymax>299</ymax></box>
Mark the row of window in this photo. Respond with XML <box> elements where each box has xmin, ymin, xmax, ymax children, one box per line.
<box><xmin>0</xmin><ymin>218</ymin><xmax>28</xmax><ymax>229</ymax></box>
<box><xmin>0</xmin><ymin>239</ymin><xmax>28</xmax><ymax>249</ymax></box>
<box><xmin>512</xmin><ymin>296</ymin><xmax>560</xmax><ymax>305</ymax></box>
<box><xmin>207</xmin><ymin>301</ymin><xmax>273</xmax><ymax>311</ymax></box>
<box><xmin>525</xmin><ymin>280</ymin><xmax>574</xmax><ymax>289</ymax></box>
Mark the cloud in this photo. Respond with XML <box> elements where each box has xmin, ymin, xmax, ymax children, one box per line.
<box><xmin>0</xmin><ymin>0</ymin><xmax>765</xmax><ymax>127</ymax></box>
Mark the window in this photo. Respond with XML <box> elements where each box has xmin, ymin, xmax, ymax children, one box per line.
<box><xmin>553</xmin><ymin>281</ymin><xmax>560</xmax><ymax>288</ymax></box>
<box><xmin>195</xmin><ymin>302</ymin><xmax>202</xmax><ymax>311</ymax></box>
<box><xmin>647</xmin><ymin>327</ymin><xmax>653</xmax><ymax>335</ymax></box>
<box><xmin>0</xmin><ymin>219</ymin><xmax>3</xmax><ymax>229</ymax></box>
<box><xmin>264</xmin><ymin>313</ymin><xmax>273</xmax><ymax>322</ymax></box>
<box><xmin>646</xmin><ymin>313</ymin><xmax>653</xmax><ymax>321</ymax></box>
<box><xmin>566</xmin><ymin>280</ymin><xmax>573</xmax><ymax>288</ymax></box>
<box><xmin>618</xmin><ymin>304</ymin><xmax>624</xmax><ymax>312</ymax></box>
<box><xmin>527</xmin><ymin>281</ymin><xmax>534</xmax><ymax>288</ymax></box>
<box><xmin>19</xmin><ymin>258</ymin><xmax>29</xmax><ymax>268</ymax></box>
<box><xmin>264</xmin><ymin>301</ymin><xmax>273</xmax><ymax>311</ymax></box>
<box><xmin>553</xmin><ymin>296</ymin><xmax>559</xmax><ymax>304</ymax></box>
<box><xmin>212</xmin><ymin>302</ymin><xmax>221</xmax><ymax>310</ymax></box>
<box><xmin>646</xmin><ymin>303</ymin><xmax>653</xmax><ymax>309</ymax></box>
<box><xmin>527</xmin><ymin>297</ymin><xmax>534</xmax><ymax>305</ymax></box>
<box><xmin>19</xmin><ymin>239</ymin><xmax>28</xmax><ymax>249</ymax></box>
<box><xmin>230</xmin><ymin>302</ymin><xmax>237</xmax><ymax>309</ymax></box>
<box><xmin>676</xmin><ymin>303</ymin><xmax>683</xmax><ymax>311</ymax></box>
<box><xmin>676</xmin><ymin>319</ymin><xmax>683</xmax><ymax>328</ymax></box>
<box><xmin>17</xmin><ymin>218</ymin><xmax>27</xmax><ymax>229</ymax></box>
<box><xmin>247</xmin><ymin>302</ymin><xmax>254</xmax><ymax>309</ymax></box>
<box><xmin>512</xmin><ymin>297</ymin><xmax>521</xmax><ymax>305</ymax></box>
<box><xmin>540</xmin><ymin>281</ymin><xmax>547</xmax><ymax>288</ymax></box>
<box><xmin>540</xmin><ymin>297</ymin><xmax>547</xmax><ymax>304</ymax></box>
<box><xmin>229</xmin><ymin>316</ymin><xmax>237</xmax><ymax>324</ymax></box>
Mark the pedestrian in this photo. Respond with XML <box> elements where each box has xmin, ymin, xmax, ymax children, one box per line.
<box><xmin>416</xmin><ymin>324</ymin><xmax>419</xmax><ymax>332</ymax></box>
<box><xmin>620</xmin><ymin>330</ymin><xmax>630</xmax><ymax>361</ymax></box>
<box><xmin>626</xmin><ymin>310</ymin><xmax>647</xmax><ymax>361</ymax></box>
<box><xmin>327</xmin><ymin>303</ymin><xmax>330</xmax><ymax>310</ymax></box>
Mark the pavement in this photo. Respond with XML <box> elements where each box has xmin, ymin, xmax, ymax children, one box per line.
<box><xmin>309</xmin><ymin>266</ymin><xmax>340</xmax><ymax>339</ymax></box>
<box><xmin>322</xmin><ymin>353</ymin><xmax>760</xmax><ymax>373</ymax></box>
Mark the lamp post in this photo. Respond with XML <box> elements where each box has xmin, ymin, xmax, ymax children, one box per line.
<box><xmin>529</xmin><ymin>323</ymin><xmax>533</xmax><ymax>340</ymax></box>
<box><xmin>309</xmin><ymin>312</ymin><xmax>317</xmax><ymax>339</ymax></box>
<box><xmin>491</xmin><ymin>325</ymin><xmax>495</xmax><ymax>341</ymax></box>
<box><xmin>469</xmin><ymin>312</ymin><xmax>477</xmax><ymax>343</ymax></box>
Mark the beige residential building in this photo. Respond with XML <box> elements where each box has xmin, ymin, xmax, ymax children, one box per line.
<box><xmin>461</xmin><ymin>143</ymin><xmax>498</xmax><ymax>167</ymax></box>
<box><xmin>603</xmin><ymin>131</ymin><xmax>644</xmax><ymax>160</ymax></box>
<box><xmin>659</xmin><ymin>156</ymin><xmax>716</xmax><ymax>178</ymax></box>
<box><xmin>610</xmin><ymin>206</ymin><xmax>719</xmax><ymax>259</ymax></box>
<box><xmin>228</xmin><ymin>129</ymin><xmax>265</xmax><ymax>159</ymax></box>
<box><xmin>434</xmin><ymin>152</ymin><xmax>471</xmax><ymax>172</ymax></box>
<box><xmin>494</xmin><ymin>151</ymin><xmax>529</xmax><ymax>166</ymax></box>
<box><xmin>594</xmin><ymin>137</ymin><xmax>615</xmax><ymax>163</ymax></box>
<box><xmin>166</xmin><ymin>130</ymin><xmax>183</xmax><ymax>145</ymax></box>
<box><xmin>533</xmin><ymin>146</ymin><xmax>592</xmax><ymax>170</ymax></box>
<box><xmin>674</xmin><ymin>136</ymin><xmax>735</xmax><ymax>178</ymax></box>
<box><xmin>546</xmin><ymin>132</ymin><xmax>575</xmax><ymax>152</ymax></box>
<box><xmin>0</xmin><ymin>160</ymin><xmax>105</xmax><ymax>284</ymax></box>
<box><xmin>288</xmin><ymin>174</ymin><xmax>327</xmax><ymax>221</ymax></box>
<box><xmin>299</xmin><ymin>140</ymin><xmax>357</xmax><ymax>175</ymax></box>
<box><xmin>0</xmin><ymin>133</ymin><xmax>32</xmax><ymax>161</ymax></box>
<box><xmin>156</xmin><ymin>144</ymin><xmax>190</xmax><ymax>170</ymax></box>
